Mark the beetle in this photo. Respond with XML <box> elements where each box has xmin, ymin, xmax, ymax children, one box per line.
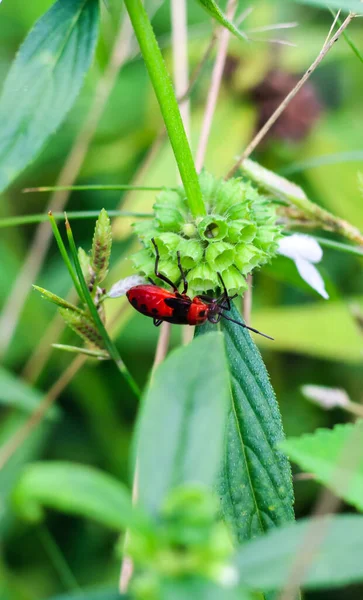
<box><xmin>126</xmin><ymin>239</ymin><xmax>273</xmax><ymax>340</ymax></box>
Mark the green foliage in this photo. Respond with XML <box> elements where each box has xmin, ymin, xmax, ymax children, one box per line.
<box><xmin>290</xmin><ymin>0</ymin><xmax>363</xmax><ymax>12</ymax></box>
<box><xmin>0</xmin><ymin>366</ymin><xmax>58</xmax><ymax>417</ymax></box>
<box><xmin>236</xmin><ymin>515</ymin><xmax>363</xmax><ymax>591</ymax></box>
<box><xmin>158</xmin><ymin>576</ymin><xmax>255</xmax><ymax>600</ymax></box>
<box><xmin>123</xmin><ymin>0</ymin><xmax>205</xmax><ymax>218</ymax></box>
<box><xmin>0</xmin><ymin>0</ymin><xmax>99</xmax><ymax>192</ymax></box>
<box><xmin>47</xmin><ymin>591</ymin><xmax>124</xmax><ymax>600</ymax></box>
<box><xmin>253</xmin><ymin>299</ymin><xmax>363</xmax><ymax>363</ymax></box>
<box><xmin>280</xmin><ymin>421</ymin><xmax>363</xmax><ymax>511</ymax></box>
<box><xmin>196</xmin><ymin>0</ymin><xmax>247</xmax><ymax>42</ymax></box>
<box><xmin>133</xmin><ymin>172</ymin><xmax>281</xmax><ymax>296</ymax></box>
<box><xmin>12</xmin><ymin>461</ymin><xmax>136</xmax><ymax>531</ymax></box>
<box><xmin>197</xmin><ymin>306</ymin><xmax>295</xmax><ymax>544</ymax></box>
<box><xmin>136</xmin><ymin>332</ymin><xmax>230</xmax><ymax>516</ymax></box>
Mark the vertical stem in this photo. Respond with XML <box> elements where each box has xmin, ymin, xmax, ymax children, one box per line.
<box><xmin>171</xmin><ymin>0</ymin><xmax>190</xmax><ymax>140</ymax></box>
<box><xmin>124</xmin><ymin>0</ymin><xmax>206</xmax><ymax>218</ymax></box>
<box><xmin>196</xmin><ymin>0</ymin><xmax>237</xmax><ymax>172</ymax></box>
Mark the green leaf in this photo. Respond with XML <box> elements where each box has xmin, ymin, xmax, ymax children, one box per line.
<box><xmin>0</xmin><ymin>0</ymin><xmax>99</xmax><ymax>192</ymax></box>
<box><xmin>196</xmin><ymin>0</ymin><xmax>247</xmax><ymax>42</ymax></box>
<box><xmin>253</xmin><ymin>299</ymin><xmax>363</xmax><ymax>364</ymax></box>
<box><xmin>290</xmin><ymin>0</ymin><xmax>363</xmax><ymax>13</ymax></box>
<box><xmin>280</xmin><ymin>421</ymin><xmax>363</xmax><ymax>511</ymax></box>
<box><xmin>160</xmin><ymin>576</ymin><xmax>254</xmax><ymax>600</ymax></box>
<box><xmin>136</xmin><ymin>332</ymin><xmax>230</xmax><ymax>516</ymax></box>
<box><xmin>197</xmin><ymin>306</ymin><xmax>295</xmax><ymax>544</ymax></box>
<box><xmin>12</xmin><ymin>461</ymin><xmax>135</xmax><ymax>531</ymax></box>
<box><xmin>0</xmin><ymin>366</ymin><xmax>58</xmax><ymax>417</ymax></box>
<box><xmin>236</xmin><ymin>514</ymin><xmax>363</xmax><ymax>591</ymax></box>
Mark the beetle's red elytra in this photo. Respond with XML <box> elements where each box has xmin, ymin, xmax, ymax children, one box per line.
<box><xmin>126</xmin><ymin>239</ymin><xmax>273</xmax><ymax>340</ymax></box>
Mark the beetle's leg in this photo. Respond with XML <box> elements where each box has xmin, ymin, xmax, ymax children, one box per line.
<box><xmin>217</xmin><ymin>272</ymin><xmax>231</xmax><ymax>310</ymax></box>
<box><xmin>148</xmin><ymin>277</ymin><xmax>156</xmax><ymax>285</ymax></box>
<box><xmin>153</xmin><ymin>318</ymin><xmax>163</xmax><ymax>327</ymax></box>
<box><xmin>151</xmin><ymin>238</ymin><xmax>178</xmax><ymax>292</ymax></box>
<box><xmin>194</xmin><ymin>294</ymin><xmax>215</xmax><ymax>304</ymax></box>
<box><xmin>177</xmin><ymin>251</ymin><xmax>188</xmax><ymax>294</ymax></box>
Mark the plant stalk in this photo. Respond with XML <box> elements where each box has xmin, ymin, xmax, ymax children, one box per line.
<box><xmin>123</xmin><ymin>0</ymin><xmax>206</xmax><ymax>218</ymax></box>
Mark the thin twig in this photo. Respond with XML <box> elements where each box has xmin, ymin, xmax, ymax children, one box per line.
<box><xmin>0</xmin><ymin>14</ymin><xmax>134</xmax><ymax>358</ymax></box>
<box><xmin>226</xmin><ymin>12</ymin><xmax>356</xmax><ymax>179</ymax></box>
<box><xmin>171</xmin><ymin>0</ymin><xmax>190</xmax><ymax>139</ymax></box>
<box><xmin>195</xmin><ymin>0</ymin><xmax>238</xmax><ymax>172</ymax></box>
<box><xmin>0</xmin><ymin>355</ymin><xmax>86</xmax><ymax>470</ymax></box>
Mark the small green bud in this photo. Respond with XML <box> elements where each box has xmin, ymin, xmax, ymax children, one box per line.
<box><xmin>227</xmin><ymin>220</ymin><xmax>257</xmax><ymax>243</ymax></box>
<box><xmin>225</xmin><ymin>203</ymin><xmax>249</xmax><ymax>220</ymax></box>
<box><xmin>205</xmin><ymin>242</ymin><xmax>235</xmax><ymax>271</ymax></box>
<box><xmin>90</xmin><ymin>208</ymin><xmax>112</xmax><ymax>287</ymax></box>
<box><xmin>59</xmin><ymin>308</ymin><xmax>104</xmax><ymax>349</ymax></box>
<box><xmin>214</xmin><ymin>178</ymin><xmax>242</xmax><ymax>214</ymax></box>
<box><xmin>178</xmin><ymin>239</ymin><xmax>204</xmax><ymax>269</ymax></box>
<box><xmin>157</xmin><ymin>260</ymin><xmax>181</xmax><ymax>284</ymax></box>
<box><xmin>219</xmin><ymin>268</ymin><xmax>247</xmax><ymax>295</ymax></box>
<box><xmin>132</xmin><ymin>249</ymin><xmax>155</xmax><ymax>275</ymax></box>
<box><xmin>155</xmin><ymin>207</ymin><xmax>185</xmax><ymax>232</ymax></box>
<box><xmin>187</xmin><ymin>262</ymin><xmax>218</xmax><ymax>293</ymax></box>
<box><xmin>182</xmin><ymin>222</ymin><xmax>198</xmax><ymax>238</ymax></box>
<box><xmin>153</xmin><ymin>233</ymin><xmax>183</xmax><ymax>257</ymax></box>
<box><xmin>198</xmin><ymin>216</ymin><xmax>228</xmax><ymax>241</ymax></box>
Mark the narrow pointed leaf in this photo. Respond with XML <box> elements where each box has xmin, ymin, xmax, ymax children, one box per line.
<box><xmin>137</xmin><ymin>332</ymin><xmax>230</xmax><ymax>515</ymax></box>
<box><xmin>196</xmin><ymin>0</ymin><xmax>247</xmax><ymax>41</ymax></box>
<box><xmin>0</xmin><ymin>0</ymin><xmax>99</xmax><ymax>192</ymax></box>
<box><xmin>12</xmin><ymin>462</ymin><xmax>136</xmax><ymax>531</ymax></box>
<box><xmin>33</xmin><ymin>285</ymin><xmax>84</xmax><ymax>313</ymax></box>
<box><xmin>280</xmin><ymin>421</ymin><xmax>363</xmax><ymax>512</ymax></box>
<box><xmin>236</xmin><ymin>515</ymin><xmax>363</xmax><ymax>591</ymax></box>
<box><xmin>196</xmin><ymin>306</ymin><xmax>295</xmax><ymax>544</ymax></box>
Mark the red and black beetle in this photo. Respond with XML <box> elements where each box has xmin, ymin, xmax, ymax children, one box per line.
<box><xmin>126</xmin><ymin>239</ymin><xmax>272</xmax><ymax>339</ymax></box>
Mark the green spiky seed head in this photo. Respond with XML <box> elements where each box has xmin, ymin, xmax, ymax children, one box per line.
<box><xmin>90</xmin><ymin>208</ymin><xmax>112</xmax><ymax>288</ymax></box>
<box><xmin>133</xmin><ymin>172</ymin><xmax>282</xmax><ymax>296</ymax></box>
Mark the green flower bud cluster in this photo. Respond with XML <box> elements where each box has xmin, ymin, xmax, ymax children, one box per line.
<box><xmin>133</xmin><ymin>171</ymin><xmax>282</xmax><ymax>296</ymax></box>
<box><xmin>128</xmin><ymin>485</ymin><xmax>233</xmax><ymax>598</ymax></box>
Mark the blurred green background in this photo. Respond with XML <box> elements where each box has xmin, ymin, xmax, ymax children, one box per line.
<box><xmin>1</xmin><ymin>0</ymin><xmax>363</xmax><ymax>598</ymax></box>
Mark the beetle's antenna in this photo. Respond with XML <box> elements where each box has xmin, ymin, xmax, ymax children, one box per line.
<box><xmin>221</xmin><ymin>313</ymin><xmax>274</xmax><ymax>340</ymax></box>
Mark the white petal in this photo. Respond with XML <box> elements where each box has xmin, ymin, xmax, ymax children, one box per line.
<box><xmin>295</xmin><ymin>258</ymin><xmax>329</xmax><ymax>299</ymax></box>
<box><xmin>278</xmin><ymin>234</ymin><xmax>323</xmax><ymax>263</ymax></box>
<box><xmin>107</xmin><ymin>275</ymin><xmax>148</xmax><ymax>298</ymax></box>
<box><xmin>301</xmin><ymin>385</ymin><xmax>350</xmax><ymax>410</ymax></box>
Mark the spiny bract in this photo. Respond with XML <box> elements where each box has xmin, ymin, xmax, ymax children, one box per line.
<box><xmin>132</xmin><ymin>171</ymin><xmax>282</xmax><ymax>296</ymax></box>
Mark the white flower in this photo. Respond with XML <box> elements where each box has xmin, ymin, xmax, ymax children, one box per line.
<box><xmin>107</xmin><ymin>275</ymin><xmax>148</xmax><ymax>298</ymax></box>
<box><xmin>278</xmin><ymin>234</ymin><xmax>329</xmax><ymax>299</ymax></box>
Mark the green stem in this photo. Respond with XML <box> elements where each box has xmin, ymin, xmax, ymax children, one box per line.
<box><xmin>65</xmin><ymin>215</ymin><xmax>141</xmax><ymax>399</ymax></box>
<box><xmin>124</xmin><ymin>0</ymin><xmax>206</xmax><ymax>218</ymax></box>
<box><xmin>23</xmin><ymin>184</ymin><xmax>177</xmax><ymax>193</ymax></box>
<box><xmin>38</xmin><ymin>525</ymin><xmax>80</xmax><ymax>592</ymax></box>
<box><xmin>0</xmin><ymin>210</ymin><xmax>152</xmax><ymax>229</ymax></box>
<box><xmin>48</xmin><ymin>213</ymin><xmax>85</xmax><ymax>303</ymax></box>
